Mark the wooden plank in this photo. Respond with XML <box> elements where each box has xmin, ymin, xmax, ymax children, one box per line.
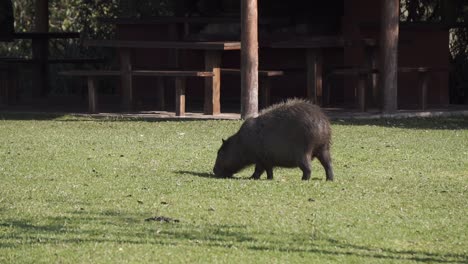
<box><xmin>87</xmin><ymin>77</ymin><xmax>98</xmax><ymax>113</ymax></box>
<box><xmin>98</xmin><ymin>16</ymin><xmax>288</xmax><ymax>25</ymax></box>
<box><xmin>60</xmin><ymin>70</ymin><xmax>214</xmax><ymax>77</ymax></box>
<box><xmin>221</xmin><ymin>68</ymin><xmax>284</xmax><ymax>77</ymax></box>
<box><xmin>380</xmin><ymin>0</ymin><xmax>400</xmax><ymax>113</ymax></box>
<box><xmin>175</xmin><ymin>77</ymin><xmax>186</xmax><ymax>116</ymax></box>
<box><xmin>47</xmin><ymin>58</ymin><xmax>105</xmax><ymax>64</ymax></box>
<box><xmin>99</xmin><ymin>16</ymin><xmax>240</xmax><ymax>25</ymax></box>
<box><xmin>132</xmin><ymin>70</ymin><xmax>214</xmax><ymax>77</ymax></box>
<box><xmin>13</xmin><ymin>32</ymin><xmax>80</xmax><ymax>39</ymax></box>
<box><xmin>60</xmin><ymin>70</ymin><xmax>121</xmax><ymax>76</ymax></box>
<box><xmin>271</xmin><ymin>36</ymin><xmax>345</xmax><ymax>49</ymax></box>
<box><xmin>204</xmin><ymin>50</ymin><xmax>221</xmax><ymax>115</ymax></box>
<box><xmin>240</xmin><ymin>0</ymin><xmax>259</xmax><ymax>119</ymax></box>
<box><xmin>84</xmin><ymin>40</ymin><xmax>241</xmax><ymax>50</ymax></box>
<box><xmin>0</xmin><ymin>57</ymin><xmax>104</xmax><ymax>64</ymax></box>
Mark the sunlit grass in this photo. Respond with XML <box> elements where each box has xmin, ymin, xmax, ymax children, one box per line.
<box><xmin>0</xmin><ymin>114</ymin><xmax>467</xmax><ymax>263</ymax></box>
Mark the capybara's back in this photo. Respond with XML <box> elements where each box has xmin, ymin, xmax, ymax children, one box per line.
<box><xmin>214</xmin><ymin>99</ymin><xmax>334</xmax><ymax>181</ymax></box>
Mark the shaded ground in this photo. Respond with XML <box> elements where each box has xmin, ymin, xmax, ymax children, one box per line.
<box><xmin>1</xmin><ymin>104</ymin><xmax>468</xmax><ymax>121</ymax></box>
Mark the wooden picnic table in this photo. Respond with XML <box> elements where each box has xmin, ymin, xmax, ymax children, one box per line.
<box><xmin>83</xmin><ymin>39</ymin><xmax>241</xmax><ymax>114</ymax></box>
<box><xmin>270</xmin><ymin>36</ymin><xmax>377</xmax><ymax>105</ymax></box>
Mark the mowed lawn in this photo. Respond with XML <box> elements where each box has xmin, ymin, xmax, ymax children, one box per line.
<box><xmin>0</xmin><ymin>114</ymin><xmax>466</xmax><ymax>263</ymax></box>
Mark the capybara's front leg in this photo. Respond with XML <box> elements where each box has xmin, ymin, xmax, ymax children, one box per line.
<box><xmin>250</xmin><ymin>163</ymin><xmax>265</xmax><ymax>180</ymax></box>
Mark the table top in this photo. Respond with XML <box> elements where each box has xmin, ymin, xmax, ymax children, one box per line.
<box><xmin>270</xmin><ymin>36</ymin><xmax>377</xmax><ymax>49</ymax></box>
<box><xmin>13</xmin><ymin>32</ymin><xmax>81</xmax><ymax>39</ymax></box>
<box><xmin>99</xmin><ymin>16</ymin><xmax>289</xmax><ymax>26</ymax></box>
<box><xmin>83</xmin><ymin>39</ymin><xmax>241</xmax><ymax>50</ymax></box>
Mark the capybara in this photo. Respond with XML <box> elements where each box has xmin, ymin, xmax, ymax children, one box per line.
<box><xmin>213</xmin><ymin>99</ymin><xmax>334</xmax><ymax>181</ymax></box>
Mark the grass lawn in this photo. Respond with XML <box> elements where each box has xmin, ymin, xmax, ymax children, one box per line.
<box><xmin>0</xmin><ymin>113</ymin><xmax>467</xmax><ymax>263</ymax></box>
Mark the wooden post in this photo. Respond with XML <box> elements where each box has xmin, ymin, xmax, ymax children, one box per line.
<box><xmin>175</xmin><ymin>77</ymin><xmax>186</xmax><ymax>116</ymax></box>
<box><xmin>418</xmin><ymin>71</ymin><xmax>429</xmax><ymax>110</ymax></box>
<box><xmin>380</xmin><ymin>0</ymin><xmax>399</xmax><ymax>113</ymax></box>
<box><xmin>306</xmin><ymin>49</ymin><xmax>322</xmax><ymax>105</ymax></box>
<box><xmin>357</xmin><ymin>73</ymin><xmax>366</xmax><ymax>112</ymax></box>
<box><xmin>119</xmin><ymin>48</ymin><xmax>133</xmax><ymax>111</ymax></box>
<box><xmin>87</xmin><ymin>77</ymin><xmax>98</xmax><ymax>113</ymax></box>
<box><xmin>240</xmin><ymin>0</ymin><xmax>259</xmax><ymax>119</ymax></box>
<box><xmin>204</xmin><ymin>51</ymin><xmax>221</xmax><ymax>115</ymax></box>
<box><xmin>32</xmin><ymin>0</ymin><xmax>49</xmax><ymax>97</ymax></box>
<box><xmin>260</xmin><ymin>77</ymin><xmax>271</xmax><ymax>109</ymax></box>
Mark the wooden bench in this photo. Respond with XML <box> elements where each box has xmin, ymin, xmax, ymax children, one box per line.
<box><xmin>221</xmin><ymin>68</ymin><xmax>284</xmax><ymax>108</ymax></box>
<box><xmin>325</xmin><ymin>67</ymin><xmax>378</xmax><ymax>111</ymax></box>
<box><xmin>325</xmin><ymin>66</ymin><xmax>448</xmax><ymax>111</ymax></box>
<box><xmin>60</xmin><ymin>70</ymin><xmax>214</xmax><ymax>116</ymax></box>
<box><xmin>0</xmin><ymin>57</ymin><xmax>106</xmax><ymax>65</ymax></box>
<box><xmin>398</xmin><ymin>67</ymin><xmax>448</xmax><ymax>111</ymax></box>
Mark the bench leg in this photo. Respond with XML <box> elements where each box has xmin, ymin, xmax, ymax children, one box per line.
<box><xmin>260</xmin><ymin>77</ymin><xmax>271</xmax><ymax>109</ymax></box>
<box><xmin>120</xmin><ymin>48</ymin><xmax>133</xmax><ymax>112</ymax></box>
<box><xmin>204</xmin><ymin>50</ymin><xmax>221</xmax><ymax>115</ymax></box>
<box><xmin>357</xmin><ymin>74</ymin><xmax>366</xmax><ymax>112</ymax></box>
<box><xmin>419</xmin><ymin>72</ymin><xmax>428</xmax><ymax>110</ymax></box>
<box><xmin>306</xmin><ymin>49</ymin><xmax>323</xmax><ymax>105</ymax></box>
<box><xmin>324</xmin><ymin>76</ymin><xmax>331</xmax><ymax>107</ymax></box>
<box><xmin>175</xmin><ymin>77</ymin><xmax>186</xmax><ymax>116</ymax></box>
<box><xmin>156</xmin><ymin>77</ymin><xmax>165</xmax><ymax>111</ymax></box>
<box><xmin>87</xmin><ymin>77</ymin><xmax>98</xmax><ymax>113</ymax></box>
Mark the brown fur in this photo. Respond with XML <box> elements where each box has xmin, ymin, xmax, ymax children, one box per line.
<box><xmin>213</xmin><ymin>99</ymin><xmax>334</xmax><ymax>181</ymax></box>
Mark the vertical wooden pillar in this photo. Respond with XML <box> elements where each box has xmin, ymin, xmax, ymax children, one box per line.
<box><xmin>175</xmin><ymin>77</ymin><xmax>186</xmax><ymax>116</ymax></box>
<box><xmin>87</xmin><ymin>77</ymin><xmax>98</xmax><ymax>113</ymax></box>
<box><xmin>418</xmin><ymin>71</ymin><xmax>429</xmax><ymax>110</ymax></box>
<box><xmin>240</xmin><ymin>0</ymin><xmax>258</xmax><ymax>119</ymax></box>
<box><xmin>380</xmin><ymin>0</ymin><xmax>399</xmax><ymax>113</ymax></box>
<box><xmin>120</xmin><ymin>48</ymin><xmax>133</xmax><ymax>111</ymax></box>
<box><xmin>32</xmin><ymin>0</ymin><xmax>49</xmax><ymax>97</ymax></box>
<box><xmin>204</xmin><ymin>51</ymin><xmax>221</xmax><ymax>115</ymax></box>
<box><xmin>306</xmin><ymin>50</ymin><xmax>322</xmax><ymax>105</ymax></box>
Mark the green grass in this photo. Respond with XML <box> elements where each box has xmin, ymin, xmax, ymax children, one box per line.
<box><xmin>0</xmin><ymin>114</ymin><xmax>467</xmax><ymax>263</ymax></box>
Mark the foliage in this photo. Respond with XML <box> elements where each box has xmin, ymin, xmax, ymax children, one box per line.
<box><xmin>400</xmin><ymin>0</ymin><xmax>441</xmax><ymax>21</ymax></box>
<box><xmin>0</xmin><ymin>115</ymin><xmax>467</xmax><ymax>263</ymax></box>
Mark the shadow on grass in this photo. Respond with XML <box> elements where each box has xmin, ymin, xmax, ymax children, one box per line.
<box><xmin>175</xmin><ymin>170</ymin><xmax>216</xmax><ymax>179</ymax></box>
<box><xmin>332</xmin><ymin>116</ymin><xmax>468</xmax><ymax>130</ymax></box>
<box><xmin>175</xmin><ymin>170</ymin><xmax>326</xmax><ymax>182</ymax></box>
<box><xmin>0</xmin><ymin>111</ymin><xmax>233</xmax><ymax>123</ymax></box>
<box><xmin>0</xmin><ymin>210</ymin><xmax>466</xmax><ymax>263</ymax></box>
<box><xmin>174</xmin><ymin>170</ymin><xmax>247</xmax><ymax>180</ymax></box>
<box><xmin>2</xmin><ymin>111</ymin><xmax>467</xmax><ymax>130</ymax></box>
<box><xmin>0</xmin><ymin>112</ymin><xmax>66</xmax><ymax>121</ymax></box>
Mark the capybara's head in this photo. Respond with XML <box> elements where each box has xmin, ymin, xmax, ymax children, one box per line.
<box><xmin>213</xmin><ymin>137</ymin><xmax>238</xmax><ymax>178</ymax></box>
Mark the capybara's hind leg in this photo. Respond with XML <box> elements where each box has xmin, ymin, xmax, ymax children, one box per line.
<box><xmin>266</xmin><ymin>167</ymin><xmax>274</xmax><ymax>180</ymax></box>
<box><xmin>299</xmin><ymin>155</ymin><xmax>312</xmax><ymax>181</ymax></box>
<box><xmin>250</xmin><ymin>163</ymin><xmax>265</xmax><ymax>180</ymax></box>
<box><xmin>317</xmin><ymin>146</ymin><xmax>334</xmax><ymax>181</ymax></box>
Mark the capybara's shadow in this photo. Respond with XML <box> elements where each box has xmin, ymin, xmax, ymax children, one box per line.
<box><xmin>174</xmin><ymin>170</ymin><xmax>325</xmax><ymax>181</ymax></box>
<box><xmin>174</xmin><ymin>170</ymin><xmax>248</xmax><ymax>180</ymax></box>
<box><xmin>175</xmin><ymin>170</ymin><xmax>215</xmax><ymax>179</ymax></box>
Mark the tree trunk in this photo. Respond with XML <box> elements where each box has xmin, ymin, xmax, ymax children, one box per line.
<box><xmin>32</xmin><ymin>0</ymin><xmax>49</xmax><ymax>97</ymax></box>
<box><xmin>240</xmin><ymin>0</ymin><xmax>258</xmax><ymax>119</ymax></box>
<box><xmin>380</xmin><ymin>0</ymin><xmax>399</xmax><ymax>113</ymax></box>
